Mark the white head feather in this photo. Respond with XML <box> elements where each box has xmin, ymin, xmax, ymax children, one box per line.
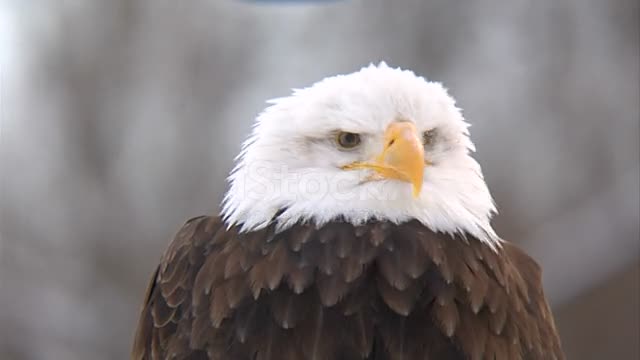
<box><xmin>222</xmin><ymin>63</ymin><xmax>501</xmax><ymax>249</ymax></box>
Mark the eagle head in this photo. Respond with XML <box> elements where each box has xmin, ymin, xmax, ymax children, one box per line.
<box><xmin>222</xmin><ymin>63</ymin><xmax>500</xmax><ymax>248</ymax></box>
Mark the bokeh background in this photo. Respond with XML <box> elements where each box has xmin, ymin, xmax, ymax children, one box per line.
<box><xmin>1</xmin><ymin>1</ymin><xmax>638</xmax><ymax>359</ymax></box>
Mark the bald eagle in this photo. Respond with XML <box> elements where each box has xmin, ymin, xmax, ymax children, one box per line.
<box><xmin>132</xmin><ymin>63</ymin><xmax>564</xmax><ymax>359</ymax></box>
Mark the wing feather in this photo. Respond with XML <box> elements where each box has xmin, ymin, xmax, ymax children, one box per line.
<box><xmin>131</xmin><ymin>217</ymin><xmax>563</xmax><ymax>360</ymax></box>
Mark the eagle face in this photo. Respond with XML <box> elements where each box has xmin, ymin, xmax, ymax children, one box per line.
<box><xmin>222</xmin><ymin>63</ymin><xmax>499</xmax><ymax>248</ymax></box>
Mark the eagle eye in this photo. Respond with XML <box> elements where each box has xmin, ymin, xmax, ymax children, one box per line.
<box><xmin>336</xmin><ymin>131</ymin><xmax>361</xmax><ymax>149</ymax></box>
<box><xmin>422</xmin><ymin>129</ymin><xmax>438</xmax><ymax>147</ymax></box>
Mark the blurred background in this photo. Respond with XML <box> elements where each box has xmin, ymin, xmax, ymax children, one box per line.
<box><xmin>1</xmin><ymin>0</ymin><xmax>638</xmax><ymax>359</ymax></box>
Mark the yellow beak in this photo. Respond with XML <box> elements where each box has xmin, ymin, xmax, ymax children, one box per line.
<box><xmin>342</xmin><ymin>121</ymin><xmax>425</xmax><ymax>197</ymax></box>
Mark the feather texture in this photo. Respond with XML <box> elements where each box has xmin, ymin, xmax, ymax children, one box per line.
<box><xmin>131</xmin><ymin>216</ymin><xmax>564</xmax><ymax>359</ymax></box>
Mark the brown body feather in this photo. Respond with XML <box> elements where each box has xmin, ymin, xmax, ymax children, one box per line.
<box><xmin>132</xmin><ymin>216</ymin><xmax>563</xmax><ymax>360</ymax></box>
